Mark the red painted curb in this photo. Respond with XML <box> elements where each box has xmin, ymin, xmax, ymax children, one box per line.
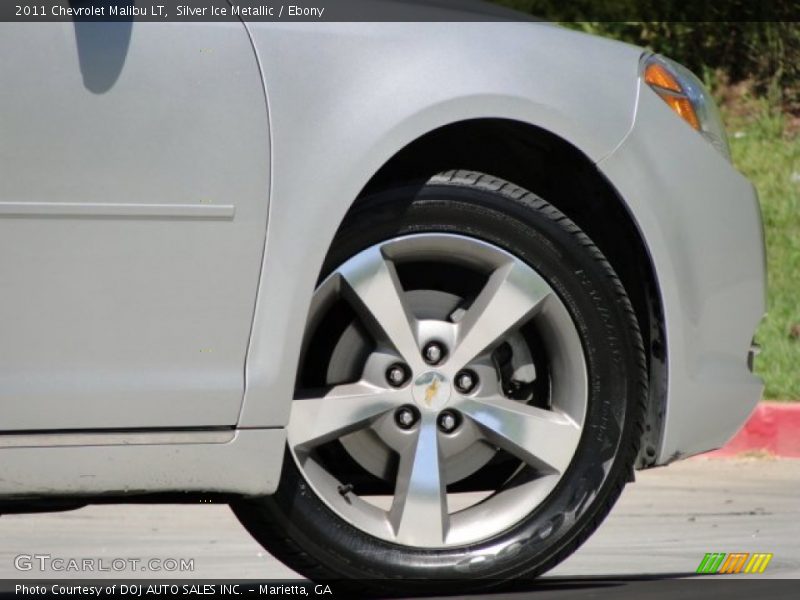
<box><xmin>703</xmin><ymin>402</ymin><xmax>800</xmax><ymax>458</ymax></box>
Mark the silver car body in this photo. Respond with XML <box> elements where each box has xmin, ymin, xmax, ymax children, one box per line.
<box><xmin>0</xmin><ymin>21</ymin><xmax>765</xmax><ymax>498</ymax></box>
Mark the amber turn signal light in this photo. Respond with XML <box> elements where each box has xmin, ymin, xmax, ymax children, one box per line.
<box><xmin>644</xmin><ymin>62</ymin><xmax>701</xmax><ymax>131</ymax></box>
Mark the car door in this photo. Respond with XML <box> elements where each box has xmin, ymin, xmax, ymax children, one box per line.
<box><xmin>0</xmin><ymin>22</ymin><xmax>270</xmax><ymax>430</ymax></box>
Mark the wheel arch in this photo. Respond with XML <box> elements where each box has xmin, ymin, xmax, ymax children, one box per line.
<box><xmin>241</xmin><ymin>116</ymin><xmax>665</xmax><ymax>470</ymax></box>
<box><xmin>349</xmin><ymin>118</ymin><xmax>667</xmax><ymax>469</ymax></box>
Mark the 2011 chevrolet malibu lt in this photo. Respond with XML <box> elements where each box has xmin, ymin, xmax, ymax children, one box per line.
<box><xmin>0</xmin><ymin>11</ymin><xmax>765</xmax><ymax>593</ymax></box>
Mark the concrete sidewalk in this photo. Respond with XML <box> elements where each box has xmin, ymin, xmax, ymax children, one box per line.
<box><xmin>0</xmin><ymin>457</ymin><xmax>797</xmax><ymax>581</ymax></box>
<box><xmin>549</xmin><ymin>457</ymin><xmax>800</xmax><ymax>579</ymax></box>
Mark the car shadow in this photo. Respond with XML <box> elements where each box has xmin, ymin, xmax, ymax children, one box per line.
<box><xmin>392</xmin><ymin>572</ymin><xmax>704</xmax><ymax>600</ymax></box>
<box><xmin>393</xmin><ymin>572</ymin><xmax>793</xmax><ymax>600</ymax></box>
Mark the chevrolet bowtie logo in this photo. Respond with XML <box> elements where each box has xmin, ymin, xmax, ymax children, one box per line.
<box><xmin>413</xmin><ymin>372</ymin><xmax>450</xmax><ymax>410</ymax></box>
<box><xmin>424</xmin><ymin>378</ymin><xmax>440</xmax><ymax>407</ymax></box>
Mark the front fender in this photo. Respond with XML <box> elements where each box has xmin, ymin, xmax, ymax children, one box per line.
<box><xmin>238</xmin><ymin>22</ymin><xmax>642</xmax><ymax>427</ymax></box>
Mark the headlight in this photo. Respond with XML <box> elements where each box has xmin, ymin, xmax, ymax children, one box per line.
<box><xmin>642</xmin><ymin>54</ymin><xmax>731</xmax><ymax>161</ymax></box>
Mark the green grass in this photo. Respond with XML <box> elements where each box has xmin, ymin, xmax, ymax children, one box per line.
<box><xmin>725</xmin><ymin>102</ymin><xmax>800</xmax><ymax>399</ymax></box>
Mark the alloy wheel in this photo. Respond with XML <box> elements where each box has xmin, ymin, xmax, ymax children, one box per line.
<box><xmin>288</xmin><ymin>233</ymin><xmax>588</xmax><ymax>548</ymax></box>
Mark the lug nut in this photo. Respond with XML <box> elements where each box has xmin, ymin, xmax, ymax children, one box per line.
<box><xmin>395</xmin><ymin>406</ymin><xmax>418</xmax><ymax>430</ymax></box>
<box><xmin>438</xmin><ymin>410</ymin><xmax>459</xmax><ymax>433</ymax></box>
<box><xmin>423</xmin><ymin>341</ymin><xmax>446</xmax><ymax>365</ymax></box>
<box><xmin>455</xmin><ymin>370</ymin><xmax>478</xmax><ymax>394</ymax></box>
<box><xmin>386</xmin><ymin>363</ymin><xmax>409</xmax><ymax>388</ymax></box>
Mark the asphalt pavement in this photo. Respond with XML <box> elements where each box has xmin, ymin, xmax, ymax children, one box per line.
<box><xmin>0</xmin><ymin>457</ymin><xmax>797</xmax><ymax>597</ymax></box>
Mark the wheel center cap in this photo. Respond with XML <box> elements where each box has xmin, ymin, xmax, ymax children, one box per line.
<box><xmin>412</xmin><ymin>371</ymin><xmax>451</xmax><ymax>411</ymax></box>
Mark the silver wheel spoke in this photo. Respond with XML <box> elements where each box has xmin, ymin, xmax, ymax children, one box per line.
<box><xmin>459</xmin><ymin>396</ymin><xmax>581</xmax><ymax>474</ymax></box>
<box><xmin>290</xmin><ymin>382</ymin><xmax>404</xmax><ymax>451</ymax></box>
<box><xmin>390</xmin><ymin>413</ymin><xmax>448</xmax><ymax>546</ymax></box>
<box><xmin>338</xmin><ymin>245</ymin><xmax>421</xmax><ymax>367</ymax></box>
<box><xmin>449</xmin><ymin>259</ymin><xmax>552</xmax><ymax>371</ymax></box>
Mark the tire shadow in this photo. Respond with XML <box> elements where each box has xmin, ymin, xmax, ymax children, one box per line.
<box><xmin>398</xmin><ymin>572</ymin><xmax>791</xmax><ymax>600</ymax></box>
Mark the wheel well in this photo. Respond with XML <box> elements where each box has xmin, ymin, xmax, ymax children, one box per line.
<box><xmin>357</xmin><ymin>118</ymin><xmax>666</xmax><ymax>468</ymax></box>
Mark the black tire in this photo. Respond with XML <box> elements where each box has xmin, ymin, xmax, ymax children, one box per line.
<box><xmin>233</xmin><ymin>170</ymin><xmax>647</xmax><ymax>594</ymax></box>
